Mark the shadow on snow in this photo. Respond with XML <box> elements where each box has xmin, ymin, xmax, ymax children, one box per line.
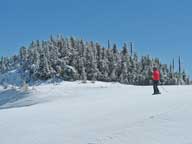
<box><xmin>0</xmin><ymin>89</ymin><xmax>38</xmax><ymax>110</ymax></box>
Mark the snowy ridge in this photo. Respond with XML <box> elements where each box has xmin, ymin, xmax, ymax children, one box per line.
<box><xmin>0</xmin><ymin>81</ymin><xmax>192</xmax><ymax>144</ymax></box>
<box><xmin>0</xmin><ymin>81</ymin><xmax>120</xmax><ymax>109</ymax></box>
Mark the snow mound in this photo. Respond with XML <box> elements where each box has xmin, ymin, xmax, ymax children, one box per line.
<box><xmin>0</xmin><ymin>81</ymin><xmax>122</xmax><ymax>109</ymax></box>
<box><xmin>0</xmin><ymin>69</ymin><xmax>24</xmax><ymax>86</ymax></box>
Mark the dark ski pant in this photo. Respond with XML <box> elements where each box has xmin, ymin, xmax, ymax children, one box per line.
<box><xmin>153</xmin><ymin>80</ymin><xmax>160</xmax><ymax>94</ymax></box>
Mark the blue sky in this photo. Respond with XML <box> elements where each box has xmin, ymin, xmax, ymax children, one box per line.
<box><xmin>0</xmin><ymin>0</ymin><xmax>192</xmax><ymax>76</ymax></box>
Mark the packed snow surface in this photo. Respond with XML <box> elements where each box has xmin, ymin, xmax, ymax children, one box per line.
<box><xmin>0</xmin><ymin>81</ymin><xmax>192</xmax><ymax>144</ymax></box>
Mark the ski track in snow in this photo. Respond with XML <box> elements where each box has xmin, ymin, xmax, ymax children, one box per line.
<box><xmin>0</xmin><ymin>82</ymin><xmax>192</xmax><ymax>144</ymax></box>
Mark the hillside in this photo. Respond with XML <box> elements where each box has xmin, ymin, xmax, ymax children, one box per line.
<box><xmin>0</xmin><ymin>81</ymin><xmax>192</xmax><ymax>144</ymax></box>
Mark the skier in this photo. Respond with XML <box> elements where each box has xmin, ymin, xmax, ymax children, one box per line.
<box><xmin>152</xmin><ymin>67</ymin><xmax>161</xmax><ymax>95</ymax></box>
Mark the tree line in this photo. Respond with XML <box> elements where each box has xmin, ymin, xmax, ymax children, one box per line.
<box><xmin>0</xmin><ymin>35</ymin><xmax>190</xmax><ymax>85</ymax></box>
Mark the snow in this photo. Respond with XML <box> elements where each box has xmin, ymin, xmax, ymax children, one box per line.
<box><xmin>0</xmin><ymin>69</ymin><xmax>23</xmax><ymax>86</ymax></box>
<box><xmin>0</xmin><ymin>81</ymin><xmax>192</xmax><ymax>144</ymax></box>
<box><xmin>64</xmin><ymin>65</ymin><xmax>77</xmax><ymax>73</ymax></box>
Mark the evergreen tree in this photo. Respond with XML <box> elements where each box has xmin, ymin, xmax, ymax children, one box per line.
<box><xmin>0</xmin><ymin>35</ymin><xmax>190</xmax><ymax>86</ymax></box>
<box><xmin>0</xmin><ymin>57</ymin><xmax>6</xmax><ymax>73</ymax></box>
<box><xmin>36</xmin><ymin>54</ymin><xmax>51</xmax><ymax>80</ymax></box>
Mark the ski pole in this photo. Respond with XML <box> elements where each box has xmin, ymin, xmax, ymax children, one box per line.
<box><xmin>160</xmin><ymin>85</ymin><xmax>168</xmax><ymax>93</ymax></box>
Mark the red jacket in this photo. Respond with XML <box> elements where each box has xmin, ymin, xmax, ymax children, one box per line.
<box><xmin>153</xmin><ymin>70</ymin><xmax>160</xmax><ymax>81</ymax></box>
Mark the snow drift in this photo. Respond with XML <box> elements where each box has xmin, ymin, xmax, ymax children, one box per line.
<box><xmin>0</xmin><ymin>69</ymin><xmax>24</xmax><ymax>86</ymax></box>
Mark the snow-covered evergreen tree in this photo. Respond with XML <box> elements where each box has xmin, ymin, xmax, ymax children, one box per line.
<box><xmin>0</xmin><ymin>35</ymin><xmax>190</xmax><ymax>85</ymax></box>
<box><xmin>36</xmin><ymin>54</ymin><xmax>51</xmax><ymax>80</ymax></box>
<box><xmin>0</xmin><ymin>57</ymin><xmax>6</xmax><ymax>73</ymax></box>
<box><xmin>81</xmin><ymin>66</ymin><xmax>87</xmax><ymax>83</ymax></box>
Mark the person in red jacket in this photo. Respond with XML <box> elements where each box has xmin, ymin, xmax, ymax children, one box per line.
<box><xmin>152</xmin><ymin>67</ymin><xmax>161</xmax><ymax>95</ymax></box>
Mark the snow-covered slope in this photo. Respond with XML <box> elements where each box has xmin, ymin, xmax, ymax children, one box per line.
<box><xmin>0</xmin><ymin>81</ymin><xmax>192</xmax><ymax>144</ymax></box>
<box><xmin>0</xmin><ymin>69</ymin><xmax>24</xmax><ymax>86</ymax></box>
